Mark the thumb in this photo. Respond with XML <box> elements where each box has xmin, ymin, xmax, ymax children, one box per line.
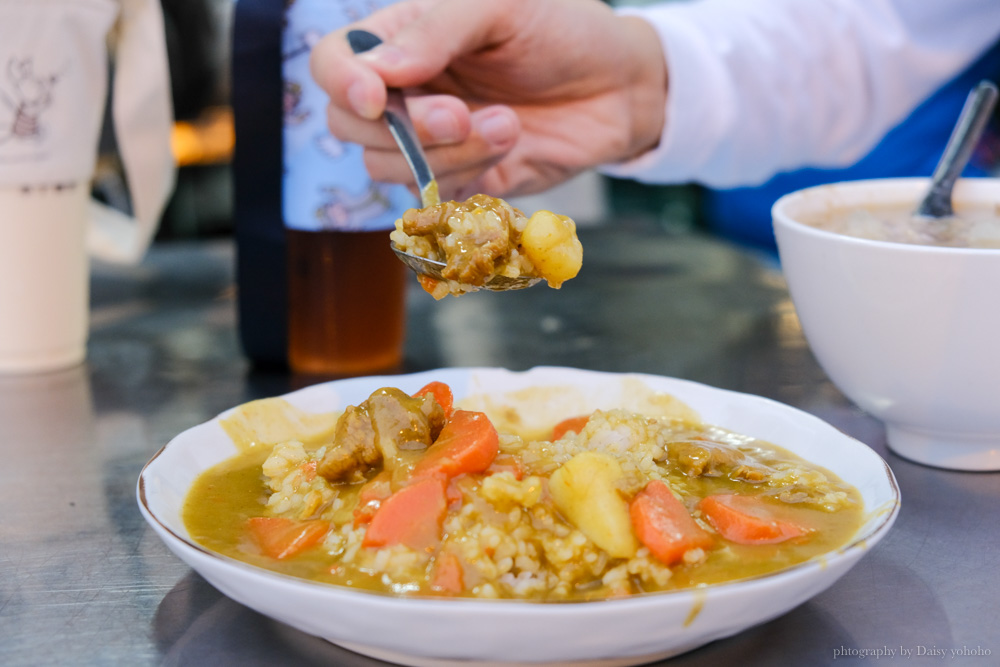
<box><xmin>359</xmin><ymin>0</ymin><xmax>521</xmax><ymax>88</ymax></box>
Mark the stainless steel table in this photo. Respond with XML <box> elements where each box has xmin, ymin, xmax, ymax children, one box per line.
<box><xmin>2</xmin><ymin>224</ymin><xmax>997</xmax><ymax>666</ymax></box>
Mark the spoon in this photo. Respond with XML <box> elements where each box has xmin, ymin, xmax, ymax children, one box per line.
<box><xmin>346</xmin><ymin>29</ymin><xmax>540</xmax><ymax>292</ymax></box>
<box><xmin>916</xmin><ymin>80</ymin><xmax>998</xmax><ymax>218</ymax></box>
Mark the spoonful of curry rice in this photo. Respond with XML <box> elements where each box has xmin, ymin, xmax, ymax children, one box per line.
<box><xmin>347</xmin><ymin>30</ymin><xmax>583</xmax><ymax>299</ymax></box>
<box><xmin>391</xmin><ymin>195</ymin><xmax>583</xmax><ymax>299</ymax></box>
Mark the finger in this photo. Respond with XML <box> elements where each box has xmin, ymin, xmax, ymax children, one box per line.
<box><xmin>415</xmin><ymin>95</ymin><xmax>472</xmax><ymax>146</ymax></box>
<box><xmin>424</xmin><ymin>106</ymin><xmax>519</xmax><ymax>179</ymax></box>
<box><xmin>435</xmin><ymin>165</ymin><xmax>507</xmax><ymax>202</ymax></box>
<box><xmin>325</xmin><ymin>105</ymin><xmax>394</xmax><ymax>149</ymax></box>
<box><xmin>360</xmin><ymin>106</ymin><xmax>519</xmax><ymax>186</ymax></box>
<box><xmin>392</xmin><ymin>162</ymin><xmax>508</xmax><ymax>203</ymax></box>
<box><xmin>309</xmin><ymin>1</ymin><xmax>441</xmax><ymax>119</ymax></box>
<box><xmin>361</xmin><ymin>158</ymin><xmax>501</xmax><ymax>202</ymax></box>
<box><xmin>352</xmin><ymin>0</ymin><xmax>525</xmax><ymax>88</ymax></box>
<box><xmin>426</xmin><ymin>158</ymin><xmax>555</xmax><ymax>205</ymax></box>
<box><xmin>328</xmin><ymin>94</ymin><xmax>474</xmax><ymax>151</ymax></box>
<box><xmin>310</xmin><ymin>29</ymin><xmax>387</xmax><ymax>120</ymax></box>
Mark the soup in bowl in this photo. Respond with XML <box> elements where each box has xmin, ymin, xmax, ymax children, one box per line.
<box><xmin>773</xmin><ymin>177</ymin><xmax>1000</xmax><ymax>470</ymax></box>
<box><xmin>138</xmin><ymin>367</ymin><xmax>898</xmax><ymax>666</ymax></box>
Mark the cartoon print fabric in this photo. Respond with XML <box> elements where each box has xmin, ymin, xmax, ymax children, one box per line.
<box><xmin>283</xmin><ymin>0</ymin><xmax>417</xmax><ymax>232</ymax></box>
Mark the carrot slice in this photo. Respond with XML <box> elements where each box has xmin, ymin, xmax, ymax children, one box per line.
<box><xmin>431</xmin><ymin>551</ymin><xmax>465</xmax><ymax>594</ymax></box>
<box><xmin>410</xmin><ymin>410</ymin><xmax>499</xmax><ymax>481</ymax></box>
<box><xmin>362</xmin><ymin>477</ymin><xmax>448</xmax><ymax>551</ymax></box>
<box><xmin>629</xmin><ymin>480</ymin><xmax>714</xmax><ymax>565</ymax></box>
<box><xmin>551</xmin><ymin>415</ymin><xmax>590</xmax><ymax>440</ymax></box>
<box><xmin>352</xmin><ymin>470</ymin><xmax>393</xmax><ymax>527</ymax></box>
<box><xmin>414</xmin><ymin>381</ymin><xmax>454</xmax><ymax>418</ymax></box>
<box><xmin>698</xmin><ymin>494</ymin><xmax>807</xmax><ymax>545</ymax></box>
<box><xmin>417</xmin><ymin>274</ymin><xmax>442</xmax><ymax>296</ymax></box>
<box><xmin>246</xmin><ymin>517</ymin><xmax>330</xmax><ymax>560</ymax></box>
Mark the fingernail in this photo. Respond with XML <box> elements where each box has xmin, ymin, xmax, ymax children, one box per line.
<box><xmin>425</xmin><ymin>108</ymin><xmax>462</xmax><ymax>143</ymax></box>
<box><xmin>347</xmin><ymin>81</ymin><xmax>378</xmax><ymax>119</ymax></box>
<box><xmin>478</xmin><ymin>112</ymin><xmax>516</xmax><ymax>146</ymax></box>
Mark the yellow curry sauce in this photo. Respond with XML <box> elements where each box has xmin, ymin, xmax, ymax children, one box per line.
<box><xmin>183</xmin><ymin>387</ymin><xmax>864</xmax><ymax>601</ymax></box>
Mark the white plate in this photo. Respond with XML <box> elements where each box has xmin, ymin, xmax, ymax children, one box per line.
<box><xmin>137</xmin><ymin>367</ymin><xmax>899</xmax><ymax>666</ymax></box>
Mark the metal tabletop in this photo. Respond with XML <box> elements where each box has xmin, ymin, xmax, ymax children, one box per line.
<box><xmin>1</xmin><ymin>223</ymin><xmax>997</xmax><ymax>666</ymax></box>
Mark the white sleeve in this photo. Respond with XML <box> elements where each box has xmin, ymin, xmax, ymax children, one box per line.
<box><xmin>600</xmin><ymin>0</ymin><xmax>1000</xmax><ymax>188</ymax></box>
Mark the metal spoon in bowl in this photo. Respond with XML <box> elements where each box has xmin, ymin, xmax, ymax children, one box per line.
<box><xmin>346</xmin><ymin>29</ymin><xmax>540</xmax><ymax>292</ymax></box>
<box><xmin>916</xmin><ymin>80</ymin><xmax>998</xmax><ymax>219</ymax></box>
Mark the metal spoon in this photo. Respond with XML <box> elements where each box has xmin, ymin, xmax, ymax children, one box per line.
<box><xmin>916</xmin><ymin>80</ymin><xmax>998</xmax><ymax>218</ymax></box>
<box><xmin>346</xmin><ymin>29</ymin><xmax>540</xmax><ymax>292</ymax></box>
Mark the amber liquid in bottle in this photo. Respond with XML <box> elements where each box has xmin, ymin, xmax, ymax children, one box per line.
<box><xmin>286</xmin><ymin>228</ymin><xmax>407</xmax><ymax>375</ymax></box>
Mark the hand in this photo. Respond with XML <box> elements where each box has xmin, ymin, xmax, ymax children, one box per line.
<box><xmin>310</xmin><ymin>0</ymin><xmax>667</xmax><ymax>201</ymax></box>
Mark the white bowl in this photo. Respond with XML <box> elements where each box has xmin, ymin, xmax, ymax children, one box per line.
<box><xmin>138</xmin><ymin>366</ymin><xmax>898</xmax><ymax>666</ymax></box>
<box><xmin>773</xmin><ymin>178</ymin><xmax>1000</xmax><ymax>471</ymax></box>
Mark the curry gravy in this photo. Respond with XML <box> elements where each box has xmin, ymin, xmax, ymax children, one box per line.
<box><xmin>183</xmin><ymin>397</ymin><xmax>865</xmax><ymax>600</ymax></box>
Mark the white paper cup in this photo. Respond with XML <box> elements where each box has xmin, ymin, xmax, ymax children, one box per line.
<box><xmin>773</xmin><ymin>178</ymin><xmax>1000</xmax><ymax>471</ymax></box>
<box><xmin>0</xmin><ymin>0</ymin><xmax>174</xmax><ymax>373</ymax></box>
<box><xmin>0</xmin><ymin>185</ymin><xmax>89</xmax><ymax>373</ymax></box>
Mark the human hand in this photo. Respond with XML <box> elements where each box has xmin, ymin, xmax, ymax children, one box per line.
<box><xmin>310</xmin><ymin>0</ymin><xmax>667</xmax><ymax>201</ymax></box>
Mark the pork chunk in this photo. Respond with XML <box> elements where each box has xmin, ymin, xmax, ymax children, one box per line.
<box><xmin>316</xmin><ymin>387</ymin><xmax>446</xmax><ymax>483</ymax></box>
<box><xmin>317</xmin><ymin>405</ymin><xmax>379</xmax><ymax>483</ymax></box>
<box><xmin>400</xmin><ymin>195</ymin><xmax>520</xmax><ymax>285</ymax></box>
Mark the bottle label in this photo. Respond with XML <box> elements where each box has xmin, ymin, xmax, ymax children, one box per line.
<box><xmin>282</xmin><ymin>0</ymin><xmax>417</xmax><ymax>232</ymax></box>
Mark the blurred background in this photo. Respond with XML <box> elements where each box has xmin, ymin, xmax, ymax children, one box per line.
<box><xmin>91</xmin><ymin>0</ymin><xmax>704</xmax><ymax>247</ymax></box>
<box><xmin>97</xmin><ymin>0</ymin><xmax>999</xmax><ymax>254</ymax></box>
<box><xmin>94</xmin><ymin>0</ymin><xmax>235</xmax><ymax>242</ymax></box>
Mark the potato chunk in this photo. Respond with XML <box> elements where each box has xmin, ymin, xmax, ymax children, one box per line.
<box><xmin>521</xmin><ymin>210</ymin><xmax>583</xmax><ymax>288</ymax></box>
<box><xmin>548</xmin><ymin>451</ymin><xmax>638</xmax><ymax>558</ymax></box>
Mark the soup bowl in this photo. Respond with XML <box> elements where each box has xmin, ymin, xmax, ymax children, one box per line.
<box><xmin>773</xmin><ymin>177</ymin><xmax>1000</xmax><ymax>470</ymax></box>
<box><xmin>138</xmin><ymin>366</ymin><xmax>899</xmax><ymax>666</ymax></box>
